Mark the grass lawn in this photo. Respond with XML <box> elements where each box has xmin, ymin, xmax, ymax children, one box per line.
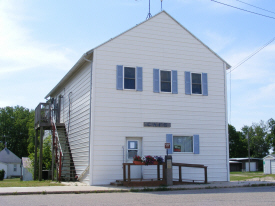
<box><xmin>230</xmin><ymin>171</ymin><xmax>275</xmax><ymax>181</ymax></box>
<box><xmin>0</xmin><ymin>178</ymin><xmax>64</xmax><ymax>187</ymax></box>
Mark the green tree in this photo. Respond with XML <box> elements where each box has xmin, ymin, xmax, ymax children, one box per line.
<box><xmin>266</xmin><ymin>118</ymin><xmax>275</xmax><ymax>153</ymax></box>
<box><xmin>229</xmin><ymin>124</ymin><xmax>247</xmax><ymax>158</ymax></box>
<box><xmin>241</xmin><ymin>120</ymin><xmax>270</xmax><ymax>158</ymax></box>
<box><xmin>29</xmin><ymin>135</ymin><xmax>52</xmax><ymax>178</ymax></box>
<box><xmin>27</xmin><ymin>110</ymin><xmax>35</xmax><ymax>155</ymax></box>
<box><xmin>0</xmin><ymin>106</ymin><xmax>33</xmax><ymax>157</ymax></box>
<box><xmin>0</xmin><ymin>142</ymin><xmax>4</xmax><ymax>151</ymax></box>
<box><xmin>43</xmin><ymin>135</ymin><xmax>52</xmax><ymax>170</ymax></box>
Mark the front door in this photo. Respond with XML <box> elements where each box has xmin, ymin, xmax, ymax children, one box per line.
<box><xmin>126</xmin><ymin>137</ymin><xmax>142</xmax><ymax>179</ymax></box>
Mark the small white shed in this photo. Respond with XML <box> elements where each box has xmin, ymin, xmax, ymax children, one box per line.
<box><xmin>21</xmin><ymin>157</ymin><xmax>33</xmax><ymax>181</ymax></box>
<box><xmin>263</xmin><ymin>154</ymin><xmax>275</xmax><ymax>174</ymax></box>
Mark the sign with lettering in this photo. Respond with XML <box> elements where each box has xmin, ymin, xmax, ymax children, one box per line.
<box><xmin>144</xmin><ymin>122</ymin><xmax>171</xmax><ymax>128</ymax></box>
<box><xmin>165</xmin><ymin>143</ymin><xmax>171</xmax><ymax>149</ymax></box>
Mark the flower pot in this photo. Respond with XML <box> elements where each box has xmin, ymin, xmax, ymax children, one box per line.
<box><xmin>133</xmin><ymin>161</ymin><xmax>145</xmax><ymax>165</ymax></box>
<box><xmin>153</xmin><ymin>161</ymin><xmax>158</xmax><ymax>165</ymax></box>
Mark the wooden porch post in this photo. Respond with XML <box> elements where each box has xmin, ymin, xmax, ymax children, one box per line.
<box><xmin>204</xmin><ymin>167</ymin><xmax>208</xmax><ymax>184</ymax></box>
<box><xmin>127</xmin><ymin>164</ymin><xmax>131</xmax><ymax>183</ymax></box>
<box><xmin>179</xmin><ymin>166</ymin><xmax>182</xmax><ymax>183</ymax></box>
<box><xmin>34</xmin><ymin>129</ymin><xmax>38</xmax><ymax>180</ymax></box>
<box><xmin>39</xmin><ymin>127</ymin><xmax>43</xmax><ymax>181</ymax></box>
<box><xmin>51</xmin><ymin>130</ymin><xmax>55</xmax><ymax>181</ymax></box>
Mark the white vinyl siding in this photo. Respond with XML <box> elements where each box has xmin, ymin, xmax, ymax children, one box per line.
<box><xmin>91</xmin><ymin>12</ymin><xmax>227</xmax><ymax>184</ymax></box>
<box><xmin>54</xmin><ymin>62</ymin><xmax>91</xmax><ymax>184</ymax></box>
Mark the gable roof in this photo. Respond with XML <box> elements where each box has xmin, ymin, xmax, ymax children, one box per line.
<box><xmin>0</xmin><ymin>148</ymin><xmax>21</xmax><ymax>164</ymax></box>
<box><xmin>45</xmin><ymin>10</ymin><xmax>231</xmax><ymax>99</ymax></box>
<box><xmin>263</xmin><ymin>154</ymin><xmax>275</xmax><ymax>159</ymax></box>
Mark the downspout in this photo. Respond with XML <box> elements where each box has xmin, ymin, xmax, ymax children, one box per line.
<box><xmin>84</xmin><ymin>55</ymin><xmax>92</xmax><ymax>179</ymax></box>
<box><xmin>68</xmin><ymin>92</ymin><xmax>72</xmax><ymax>134</ymax></box>
<box><xmin>224</xmin><ymin>62</ymin><xmax>230</xmax><ymax>181</ymax></box>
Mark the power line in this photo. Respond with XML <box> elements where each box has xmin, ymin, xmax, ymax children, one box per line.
<box><xmin>227</xmin><ymin>36</ymin><xmax>275</xmax><ymax>74</ymax></box>
<box><xmin>234</xmin><ymin>0</ymin><xmax>275</xmax><ymax>15</ymax></box>
<box><xmin>211</xmin><ymin>0</ymin><xmax>275</xmax><ymax>20</ymax></box>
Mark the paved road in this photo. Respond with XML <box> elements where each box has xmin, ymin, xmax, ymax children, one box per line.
<box><xmin>1</xmin><ymin>186</ymin><xmax>275</xmax><ymax>206</ymax></box>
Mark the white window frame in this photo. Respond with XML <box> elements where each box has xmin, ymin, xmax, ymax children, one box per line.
<box><xmin>123</xmin><ymin>66</ymin><xmax>136</xmax><ymax>90</ymax></box>
<box><xmin>191</xmin><ymin>73</ymin><xmax>202</xmax><ymax>95</ymax></box>
<box><xmin>172</xmin><ymin>136</ymin><xmax>194</xmax><ymax>153</ymax></box>
<box><xmin>160</xmin><ymin>70</ymin><xmax>172</xmax><ymax>93</ymax></box>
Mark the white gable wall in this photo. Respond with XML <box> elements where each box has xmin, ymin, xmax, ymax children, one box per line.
<box><xmin>90</xmin><ymin>12</ymin><xmax>228</xmax><ymax>185</ymax></box>
<box><xmin>53</xmin><ymin>61</ymin><xmax>91</xmax><ymax>184</ymax></box>
<box><xmin>7</xmin><ymin>163</ymin><xmax>21</xmax><ymax>178</ymax></box>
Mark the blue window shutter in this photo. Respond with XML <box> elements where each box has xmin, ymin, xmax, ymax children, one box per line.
<box><xmin>185</xmin><ymin>71</ymin><xmax>191</xmax><ymax>95</ymax></box>
<box><xmin>116</xmin><ymin>65</ymin><xmax>123</xmax><ymax>90</ymax></box>
<box><xmin>153</xmin><ymin>69</ymin><xmax>160</xmax><ymax>93</ymax></box>
<box><xmin>193</xmin><ymin>135</ymin><xmax>200</xmax><ymax>154</ymax></box>
<box><xmin>202</xmin><ymin>73</ymin><xmax>208</xmax><ymax>96</ymax></box>
<box><xmin>172</xmin><ymin>70</ymin><xmax>178</xmax><ymax>94</ymax></box>
<box><xmin>136</xmin><ymin>67</ymin><xmax>143</xmax><ymax>91</ymax></box>
<box><xmin>166</xmin><ymin>134</ymin><xmax>173</xmax><ymax>154</ymax></box>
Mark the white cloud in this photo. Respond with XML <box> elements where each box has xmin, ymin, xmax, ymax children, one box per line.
<box><xmin>226</xmin><ymin>42</ymin><xmax>275</xmax><ymax>82</ymax></box>
<box><xmin>204</xmin><ymin>31</ymin><xmax>235</xmax><ymax>53</ymax></box>
<box><xmin>226</xmin><ymin>39</ymin><xmax>275</xmax><ymax>130</ymax></box>
<box><xmin>0</xmin><ymin>1</ymin><xmax>75</xmax><ymax>77</ymax></box>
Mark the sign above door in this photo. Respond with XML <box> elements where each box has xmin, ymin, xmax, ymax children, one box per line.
<box><xmin>143</xmin><ymin>122</ymin><xmax>171</xmax><ymax>128</ymax></box>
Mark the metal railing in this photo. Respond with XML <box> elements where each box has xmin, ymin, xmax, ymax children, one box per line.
<box><xmin>51</xmin><ymin>117</ymin><xmax>63</xmax><ymax>182</ymax></box>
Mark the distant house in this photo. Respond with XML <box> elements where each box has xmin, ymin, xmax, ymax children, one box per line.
<box><xmin>0</xmin><ymin>147</ymin><xmax>21</xmax><ymax>178</ymax></box>
<box><xmin>229</xmin><ymin>158</ymin><xmax>262</xmax><ymax>172</ymax></box>
<box><xmin>21</xmin><ymin>157</ymin><xmax>33</xmax><ymax>181</ymax></box>
<box><xmin>35</xmin><ymin>11</ymin><xmax>231</xmax><ymax>185</ymax></box>
<box><xmin>263</xmin><ymin>154</ymin><xmax>275</xmax><ymax>174</ymax></box>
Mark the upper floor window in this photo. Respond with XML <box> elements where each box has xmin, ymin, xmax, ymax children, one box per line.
<box><xmin>191</xmin><ymin>73</ymin><xmax>202</xmax><ymax>94</ymax></box>
<box><xmin>124</xmin><ymin>67</ymin><xmax>135</xmax><ymax>89</ymax></box>
<box><xmin>116</xmin><ymin>65</ymin><xmax>143</xmax><ymax>91</ymax></box>
<box><xmin>153</xmin><ymin>69</ymin><xmax>178</xmax><ymax>94</ymax></box>
<box><xmin>185</xmin><ymin>71</ymin><xmax>208</xmax><ymax>96</ymax></box>
<box><xmin>161</xmin><ymin>70</ymin><xmax>171</xmax><ymax>92</ymax></box>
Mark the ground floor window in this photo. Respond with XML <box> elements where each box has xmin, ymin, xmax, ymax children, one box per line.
<box><xmin>127</xmin><ymin>140</ymin><xmax>138</xmax><ymax>159</ymax></box>
<box><xmin>14</xmin><ymin>164</ymin><xmax>17</xmax><ymax>172</ymax></box>
<box><xmin>173</xmin><ymin>136</ymin><xmax>193</xmax><ymax>152</ymax></box>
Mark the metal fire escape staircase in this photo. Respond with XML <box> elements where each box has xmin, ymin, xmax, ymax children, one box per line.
<box><xmin>52</xmin><ymin>119</ymin><xmax>77</xmax><ymax>181</ymax></box>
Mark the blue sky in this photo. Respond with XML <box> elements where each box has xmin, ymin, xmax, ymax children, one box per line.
<box><xmin>0</xmin><ymin>0</ymin><xmax>274</xmax><ymax>131</ymax></box>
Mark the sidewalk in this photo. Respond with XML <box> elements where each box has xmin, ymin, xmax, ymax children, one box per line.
<box><xmin>1</xmin><ymin>180</ymin><xmax>275</xmax><ymax>196</ymax></box>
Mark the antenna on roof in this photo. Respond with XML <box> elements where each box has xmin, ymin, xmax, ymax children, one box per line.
<box><xmin>146</xmin><ymin>0</ymin><xmax>152</xmax><ymax>19</ymax></box>
<box><xmin>161</xmin><ymin>0</ymin><xmax>163</xmax><ymax>11</ymax></box>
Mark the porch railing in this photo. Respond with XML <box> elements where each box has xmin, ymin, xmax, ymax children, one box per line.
<box><xmin>35</xmin><ymin>103</ymin><xmax>51</xmax><ymax>129</ymax></box>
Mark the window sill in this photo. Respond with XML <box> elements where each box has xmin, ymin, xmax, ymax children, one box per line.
<box><xmin>172</xmin><ymin>152</ymin><xmax>194</xmax><ymax>154</ymax></box>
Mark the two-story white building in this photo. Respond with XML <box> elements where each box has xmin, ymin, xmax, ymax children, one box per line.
<box><xmin>42</xmin><ymin>11</ymin><xmax>230</xmax><ymax>185</ymax></box>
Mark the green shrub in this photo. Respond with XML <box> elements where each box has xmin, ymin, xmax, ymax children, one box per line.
<box><xmin>0</xmin><ymin>169</ymin><xmax>5</xmax><ymax>180</ymax></box>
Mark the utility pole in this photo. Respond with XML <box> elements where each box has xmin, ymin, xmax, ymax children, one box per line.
<box><xmin>247</xmin><ymin>133</ymin><xmax>250</xmax><ymax>172</ymax></box>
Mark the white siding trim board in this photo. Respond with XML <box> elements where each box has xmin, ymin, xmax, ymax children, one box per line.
<box><xmin>89</xmin><ymin>50</ymin><xmax>97</xmax><ymax>186</ymax></box>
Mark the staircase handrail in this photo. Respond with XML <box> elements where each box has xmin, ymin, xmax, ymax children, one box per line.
<box><xmin>52</xmin><ymin>116</ymin><xmax>63</xmax><ymax>157</ymax></box>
